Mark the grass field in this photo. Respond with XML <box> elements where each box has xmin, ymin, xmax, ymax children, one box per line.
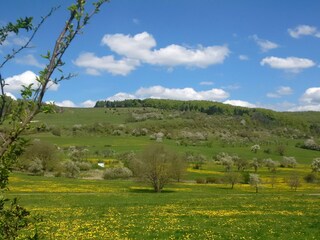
<box><xmin>6</xmin><ymin>107</ymin><xmax>319</xmax><ymax>239</ymax></box>
<box><xmin>7</xmin><ymin>172</ymin><xmax>320</xmax><ymax>240</ymax></box>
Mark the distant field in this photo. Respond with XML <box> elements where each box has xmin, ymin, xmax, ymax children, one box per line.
<box><xmin>29</xmin><ymin>107</ymin><xmax>320</xmax><ymax>165</ymax></box>
<box><xmin>8</xmin><ymin>173</ymin><xmax>320</xmax><ymax>240</ymax></box>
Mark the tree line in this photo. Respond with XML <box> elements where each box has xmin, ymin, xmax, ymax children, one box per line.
<box><xmin>95</xmin><ymin>99</ymin><xmax>316</xmax><ymax>133</ymax></box>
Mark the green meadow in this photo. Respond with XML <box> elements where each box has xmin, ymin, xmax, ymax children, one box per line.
<box><xmin>5</xmin><ymin>103</ymin><xmax>320</xmax><ymax>239</ymax></box>
<box><xmin>8</xmin><ymin>173</ymin><xmax>320</xmax><ymax>240</ymax></box>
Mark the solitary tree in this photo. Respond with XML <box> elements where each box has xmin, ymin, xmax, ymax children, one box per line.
<box><xmin>250</xmin><ymin>158</ymin><xmax>261</xmax><ymax>172</ymax></box>
<box><xmin>287</xmin><ymin>173</ymin><xmax>301</xmax><ymax>191</ymax></box>
<box><xmin>132</xmin><ymin>144</ymin><xmax>185</xmax><ymax>192</ymax></box>
<box><xmin>250</xmin><ymin>144</ymin><xmax>260</xmax><ymax>153</ymax></box>
<box><xmin>249</xmin><ymin>173</ymin><xmax>261</xmax><ymax>193</ymax></box>
<box><xmin>216</xmin><ymin>152</ymin><xmax>234</xmax><ymax>172</ymax></box>
<box><xmin>171</xmin><ymin>154</ymin><xmax>187</xmax><ymax>182</ymax></box>
<box><xmin>280</xmin><ymin>156</ymin><xmax>297</xmax><ymax>168</ymax></box>
<box><xmin>263</xmin><ymin>158</ymin><xmax>278</xmax><ymax>173</ymax></box>
<box><xmin>311</xmin><ymin>158</ymin><xmax>320</xmax><ymax>173</ymax></box>
<box><xmin>224</xmin><ymin>172</ymin><xmax>242</xmax><ymax>189</ymax></box>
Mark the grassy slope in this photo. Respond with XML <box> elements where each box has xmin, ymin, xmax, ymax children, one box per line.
<box><xmin>8</xmin><ymin>106</ymin><xmax>320</xmax><ymax>239</ymax></box>
<box><xmin>31</xmin><ymin>107</ymin><xmax>320</xmax><ymax>164</ymax></box>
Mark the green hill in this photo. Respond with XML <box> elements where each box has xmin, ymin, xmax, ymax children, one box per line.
<box><xmin>27</xmin><ymin>99</ymin><xmax>320</xmax><ymax>165</ymax></box>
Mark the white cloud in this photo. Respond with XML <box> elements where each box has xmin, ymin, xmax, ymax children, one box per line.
<box><xmin>80</xmin><ymin>100</ymin><xmax>96</xmax><ymax>108</ymax></box>
<box><xmin>54</xmin><ymin>100</ymin><xmax>77</xmax><ymax>108</ymax></box>
<box><xmin>223</xmin><ymin>100</ymin><xmax>256</xmax><ymax>108</ymax></box>
<box><xmin>102</xmin><ymin>32</ymin><xmax>156</xmax><ymax>61</ymax></box>
<box><xmin>251</xmin><ymin>35</ymin><xmax>279</xmax><ymax>52</ymax></box>
<box><xmin>5</xmin><ymin>92</ymin><xmax>17</xmax><ymax>100</ymax></box>
<box><xmin>289</xmin><ymin>105</ymin><xmax>320</xmax><ymax>112</ymax></box>
<box><xmin>267</xmin><ymin>86</ymin><xmax>293</xmax><ymax>98</ymax></box>
<box><xmin>47</xmin><ymin>99</ymin><xmax>96</xmax><ymax>108</ymax></box>
<box><xmin>15</xmin><ymin>54</ymin><xmax>45</xmax><ymax>68</ymax></box>
<box><xmin>12</xmin><ymin>36</ymin><xmax>29</xmax><ymax>46</ymax></box>
<box><xmin>0</xmin><ymin>32</ymin><xmax>29</xmax><ymax>47</ymax></box>
<box><xmin>73</xmin><ymin>52</ymin><xmax>140</xmax><ymax>76</ymax></box>
<box><xmin>288</xmin><ymin>25</ymin><xmax>320</xmax><ymax>38</ymax></box>
<box><xmin>101</xmin><ymin>32</ymin><xmax>230</xmax><ymax>68</ymax></box>
<box><xmin>135</xmin><ymin>86</ymin><xmax>229</xmax><ymax>101</ymax></box>
<box><xmin>300</xmin><ymin>87</ymin><xmax>320</xmax><ymax>104</ymax></box>
<box><xmin>106</xmin><ymin>86</ymin><xmax>229</xmax><ymax>102</ymax></box>
<box><xmin>149</xmin><ymin>44</ymin><xmax>229</xmax><ymax>67</ymax></box>
<box><xmin>199</xmin><ymin>81</ymin><xmax>214</xmax><ymax>86</ymax></box>
<box><xmin>107</xmin><ymin>92</ymin><xmax>136</xmax><ymax>101</ymax></box>
<box><xmin>4</xmin><ymin>71</ymin><xmax>58</xmax><ymax>93</ymax></box>
<box><xmin>239</xmin><ymin>55</ymin><xmax>249</xmax><ymax>61</ymax></box>
<box><xmin>260</xmin><ymin>56</ymin><xmax>315</xmax><ymax>73</ymax></box>
<box><xmin>287</xmin><ymin>87</ymin><xmax>320</xmax><ymax>112</ymax></box>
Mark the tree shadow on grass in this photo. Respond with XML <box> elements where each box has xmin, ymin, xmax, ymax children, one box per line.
<box><xmin>129</xmin><ymin>188</ymin><xmax>175</xmax><ymax>194</ymax></box>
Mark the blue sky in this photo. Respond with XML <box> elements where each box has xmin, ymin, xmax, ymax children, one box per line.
<box><xmin>1</xmin><ymin>0</ymin><xmax>320</xmax><ymax>111</ymax></box>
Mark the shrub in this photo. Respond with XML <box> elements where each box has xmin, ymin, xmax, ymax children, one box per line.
<box><xmin>280</xmin><ymin>156</ymin><xmax>297</xmax><ymax>168</ymax></box>
<box><xmin>250</xmin><ymin>144</ymin><xmax>260</xmax><ymax>153</ymax></box>
<box><xmin>76</xmin><ymin>161</ymin><xmax>92</xmax><ymax>171</ymax></box>
<box><xmin>206</xmin><ymin>176</ymin><xmax>222</xmax><ymax>184</ymax></box>
<box><xmin>276</xmin><ymin>144</ymin><xmax>286</xmax><ymax>156</ymax></box>
<box><xmin>51</xmin><ymin>127</ymin><xmax>61</xmax><ymax>136</ymax></box>
<box><xmin>263</xmin><ymin>148</ymin><xmax>271</xmax><ymax>154</ymax></box>
<box><xmin>287</xmin><ymin>174</ymin><xmax>301</xmax><ymax>191</ymax></box>
<box><xmin>19</xmin><ymin>140</ymin><xmax>61</xmax><ymax>172</ymax></box>
<box><xmin>242</xmin><ymin>171</ymin><xmax>250</xmax><ymax>184</ymax></box>
<box><xmin>302</xmin><ymin>139</ymin><xmax>320</xmax><ymax>151</ymax></box>
<box><xmin>103</xmin><ymin>167</ymin><xmax>133</xmax><ymax>180</ymax></box>
<box><xmin>27</xmin><ymin>158</ymin><xmax>44</xmax><ymax>176</ymax></box>
<box><xmin>304</xmin><ymin>173</ymin><xmax>318</xmax><ymax>183</ymax></box>
<box><xmin>263</xmin><ymin>158</ymin><xmax>278</xmax><ymax>172</ymax></box>
<box><xmin>311</xmin><ymin>158</ymin><xmax>320</xmax><ymax>173</ymax></box>
<box><xmin>195</xmin><ymin>178</ymin><xmax>206</xmax><ymax>184</ymax></box>
<box><xmin>64</xmin><ymin>161</ymin><xmax>80</xmax><ymax>178</ymax></box>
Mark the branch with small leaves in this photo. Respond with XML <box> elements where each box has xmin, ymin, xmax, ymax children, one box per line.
<box><xmin>0</xmin><ymin>0</ymin><xmax>109</xmax><ymax>190</ymax></box>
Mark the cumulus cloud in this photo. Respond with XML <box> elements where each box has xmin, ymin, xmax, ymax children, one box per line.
<box><xmin>267</xmin><ymin>86</ymin><xmax>293</xmax><ymax>98</ymax></box>
<box><xmin>135</xmin><ymin>86</ymin><xmax>229</xmax><ymax>101</ymax></box>
<box><xmin>102</xmin><ymin>32</ymin><xmax>156</xmax><ymax>61</ymax></box>
<box><xmin>53</xmin><ymin>100</ymin><xmax>77</xmax><ymax>108</ymax></box>
<box><xmin>5</xmin><ymin>92</ymin><xmax>17</xmax><ymax>100</ymax></box>
<box><xmin>289</xmin><ymin>105</ymin><xmax>320</xmax><ymax>112</ymax></box>
<box><xmin>73</xmin><ymin>52</ymin><xmax>140</xmax><ymax>76</ymax></box>
<box><xmin>107</xmin><ymin>92</ymin><xmax>136</xmax><ymax>101</ymax></box>
<box><xmin>47</xmin><ymin>100</ymin><xmax>97</xmax><ymax>108</ymax></box>
<box><xmin>80</xmin><ymin>100</ymin><xmax>96</xmax><ymax>108</ymax></box>
<box><xmin>75</xmin><ymin>32</ymin><xmax>230</xmax><ymax>75</ymax></box>
<box><xmin>15</xmin><ymin>54</ymin><xmax>45</xmax><ymax>68</ymax></box>
<box><xmin>149</xmin><ymin>45</ymin><xmax>229</xmax><ymax>67</ymax></box>
<box><xmin>287</xmin><ymin>87</ymin><xmax>320</xmax><ymax>112</ymax></box>
<box><xmin>251</xmin><ymin>35</ymin><xmax>279</xmax><ymax>52</ymax></box>
<box><xmin>106</xmin><ymin>85</ymin><xmax>229</xmax><ymax>102</ymax></box>
<box><xmin>102</xmin><ymin>32</ymin><xmax>230</xmax><ymax>67</ymax></box>
<box><xmin>300</xmin><ymin>87</ymin><xmax>320</xmax><ymax>104</ymax></box>
<box><xmin>223</xmin><ymin>100</ymin><xmax>256</xmax><ymax>108</ymax></box>
<box><xmin>288</xmin><ymin>25</ymin><xmax>320</xmax><ymax>38</ymax></box>
<box><xmin>4</xmin><ymin>71</ymin><xmax>59</xmax><ymax>95</ymax></box>
<box><xmin>260</xmin><ymin>56</ymin><xmax>315</xmax><ymax>73</ymax></box>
